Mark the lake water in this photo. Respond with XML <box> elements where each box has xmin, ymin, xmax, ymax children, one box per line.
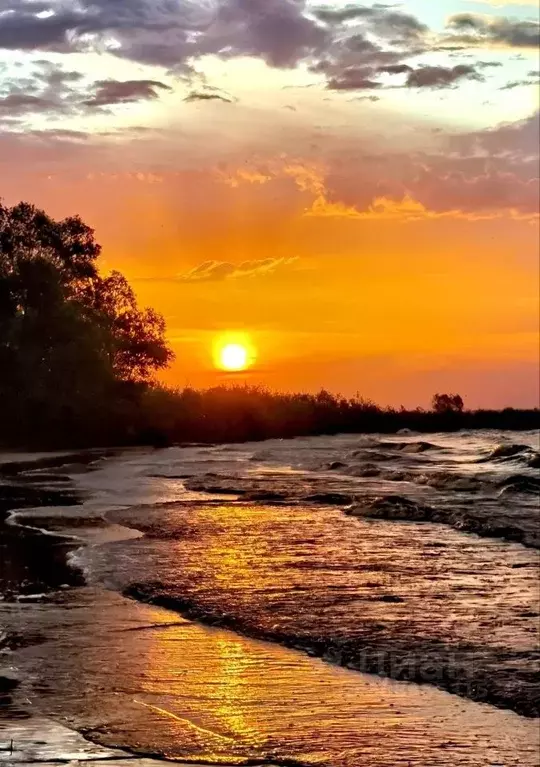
<box><xmin>1</xmin><ymin>430</ymin><xmax>539</xmax><ymax>765</ymax></box>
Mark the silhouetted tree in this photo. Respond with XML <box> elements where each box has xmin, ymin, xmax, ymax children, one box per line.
<box><xmin>83</xmin><ymin>270</ymin><xmax>172</xmax><ymax>381</ymax></box>
<box><xmin>0</xmin><ymin>201</ymin><xmax>172</xmax><ymax>445</ymax></box>
<box><xmin>432</xmin><ymin>393</ymin><xmax>464</xmax><ymax>414</ymax></box>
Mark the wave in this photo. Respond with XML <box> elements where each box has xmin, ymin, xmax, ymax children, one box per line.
<box><xmin>405</xmin><ymin>471</ymin><xmax>482</xmax><ymax>492</ymax></box>
<box><xmin>0</xmin><ymin>449</ymin><xmax>115</xmax><ymax>477</ymax></box>
<box><xmin>345</xmin><ymin>449</ymin><xmax>399</xmax><ymax>462</ymax></box>
<box><xmin>324</xmin><ymin>461</ymin><xmax>348</xmax><ymax>471</ymax></box>
<box><xmin>184</xmin><ymin>466</ymin><xmax>537</xmax><ymax>547</ymax></box>
<box><xmin>344</xmin><ymin>463</ymin><xmax>381</xmax><ymax>478</ymax></box>
<box><xmin>0</xmin><ymin>483</ymin><xmax>78</xmax><ymax>516</ymax></box>
<box><xmin>348</xmin><ymin>495</ymin><xmax>434</xmax><ymax>520</ymax></box>
<box><xmin>345</xmin><ymin>440</ymin><xmax>441</xmax><ymax>460</ymax></box>
<box><xmin>344</xmin><ymin>466</ymin><xmax>483</xmax><ymax>491</ymax></box>
<box><xmin>347</xmin><ymin>494</ymin><xmax>539</xmax><ymax>548</ymax></box>
<box><xmin>184</xmin><ymin>476</ymin><xmax>246</xmax><ymax>495</ymax></box>
<box><xmin>124</xmin><ymin>581</ymin><xmax>539</xmax><ymax>719</ymax></box>
<box><xmin>479</xmin><ymin>444</ymin><xmax>540</xmax><ymax>468</ymax></box>
<box><xmin>397</xmin><ymin>441</ymin><xmax>440</xmax><ymax>454</ymax></box>
<box><xmin>498</xmin><ymin>474</ymin><xmax>540</xmax><ymax>496</ymax></box>
<box><xmin>489</xmin><ymin>444</ymin><xmax>533</xmax><ymax>459</ymax></box>
<box><xmin>304</xmin><ymin>492</ymin><xmax>353</xmax><ymax>505</ymax></box>
<box><xmin>528</xmin><ymin>452</ymin><xmax>540</xmax><ymax>468</ymax></box>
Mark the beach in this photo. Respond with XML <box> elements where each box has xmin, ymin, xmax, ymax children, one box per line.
<box><xmin>1</xmin><ymin>432</ymin><xmax>539</xmax><ymax>765</ymax></box>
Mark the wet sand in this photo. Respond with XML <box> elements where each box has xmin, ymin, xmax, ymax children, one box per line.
<box><xmin>0</xmin><ymin>481</ymin><xmax>84</xmax><ymax>602</ymax></box>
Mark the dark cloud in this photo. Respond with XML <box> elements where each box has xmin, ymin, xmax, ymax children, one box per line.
<box><xmin>476</xmin><ymin>61</ymin><xmax>503</xmax><ymax>69</ymax></box>
<box><xmin>448</xmin><ymin>13</ymin><xmax>487</xmax><ymax>31</ymax></box>
<box><xmin>313</xmin><ymin>5</ymin><xmax>375</xmax><ymax>24</ymax></box>
<box><xmin>344</xmin><ymin>34</ymin><xmax>383</xmax><ymax>54</ymax></box>
<box><xmin>447</xmin><ymin>13</ymin><xmax>540</xmax><ymax>49</ymax></box>
<box><xmin>406</xmin><ymin>64</ymin><xmax>481</xmax><ymax>88</ymax></box>
<box><xmin>452</xmin><ymin>111</ymin><xmax>539</xmax><ymax>159</ymax></box>
<box><xmin>310</xmin><ymin>6</ymin><xmax>430</xmax><ymax>93</ymax></box>
<box><xmin>500</xmin><ymin>79</ymin><xmax>539</xmax><ymax>90</ymax></box>
<box><xmin>0</xmin><ymin>6</ymin><xmax>86</xmax><ymax>51</ymax></box>
<box><xmin>0</xmin><ymin>61</ymin><xmax>85</xmax><ymax>120</ymax></box>
<box><xmin>203</xmin><ymin>0</ymin><xmax>329</xmax><ymax>69</ymax></box>
<box><xmin>32</xmin><ymin>60</ymin><xmax>84</xmax><ymax>92</ymax></box>
<box><xmin>0</xmin><ymin>0</ymin><xmax>426</xmax><ymax>77</ymax></box>
<box><xmin>378</xmin><ymin>64</ymin><xmax>413</xmax><ymax>75</ymax></box>
<box><xmin>326</xmin><ymin>61</ymin><xmax>481</xmax><ymax>92</ymax></box>
<box><xmin>0</xmin><ymin>62</ymin><xmax>170</xmax><ymax>123</ymax></box>
<box><xmin>369</xmin><ymin>10</ymin><xmax>428</xmax><ymax>42</ymax></box>
<box><xmin>84</xmin><ymin>79</ymin><xmax>171</xmax><ymax>107</ymax></box>
<box><xmin>313</xmin><ymin>5</ymin><xmax>428</xmax><ymax>41</ymax></box>
<box><xmin>313</xmin><ymin>34</ymin><xmax>402</xmax><ymax>75</ymax></box>
<box><xmin>183</xmin><ymin>91</ymin><xmax>235</xmax><ymax>103</ymax></box>
<box><xmin>327</xmin><ymin>67</ymin><xmax>382</xmax><ymax>90</ymax></box>
<box><xmin>0</xmin><ymin>0</ymin><xmax>522</xmax><ymax>105</ymax></box>
<box><xmin>0</xmin><ymin>0</ymin><xmax>330</xmax><ymax>71</ymax></box>
<box><xmin>352</xmin><ymin>94</ymin><xmax>380</xmax><ymax>102</ymax></box>
<box><xmin>312</xmin><ymin>36</ymin><xmax>412</xmax><ymax>92</ymax></box>
<box><xmin>0</xmin><ymin>93</ymin><xmax>53</xmax><ymax>113</ymax></box>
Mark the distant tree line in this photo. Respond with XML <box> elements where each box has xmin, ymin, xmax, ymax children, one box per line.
<box><xmin>1</xmin><ymin>201</ymin><xmax>538</xmax><ymax>449</ymax></box>
<box><xmin>136</xmin><ymin>386</ymin><xmax>539</xmax><ymax>447</ymax></box>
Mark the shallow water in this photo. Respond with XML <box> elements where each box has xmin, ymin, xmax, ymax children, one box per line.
<box><xmin>3</xmin><ymin>589</ymin><xmax>539</xmax><ymax>766</ymax></box>
<box><xmin>1</xmin><ymin>430</ymin><xmax>539</xmax><ymax>765</ymax></box>
<box><xmin>77</xmin><ymin>499</ymin><xmax>539</xmax><ymax>712</ymax></box>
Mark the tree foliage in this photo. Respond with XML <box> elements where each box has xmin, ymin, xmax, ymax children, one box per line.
<box><xmin>0</xmin><ymin>201</ymin><xmax>172</xmax><ymax>445</ymax></box>
<box><xmin>431</xmin><ymin>393</ymin><xmax>465</xmax><ymax>414</ymax></box>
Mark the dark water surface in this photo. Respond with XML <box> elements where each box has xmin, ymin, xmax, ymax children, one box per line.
<box><xmin>1</xmin><ymin>431</ymin><xmax>539</xmax><ymax>765</ymax></box>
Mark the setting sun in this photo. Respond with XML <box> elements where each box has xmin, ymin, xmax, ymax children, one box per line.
<box><xmin>213</xmin><ymin>333</ymin><xmax>256</xmax><ymax>373</ymax></box>
<box><xmin>220</xmin><ymin>343</ymin><xmax>248</xmax><ymax>371</ymax></box>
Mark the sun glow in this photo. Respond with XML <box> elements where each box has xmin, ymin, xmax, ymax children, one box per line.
<box><xmin>220</xmin><ymin>343</ymin><xmax>248</xmax><ymax>371</ymax></box>
<box><xmin>214</xmin><ymin>335</ymin><xmax>256</xmax><ymax>372</ymax></box>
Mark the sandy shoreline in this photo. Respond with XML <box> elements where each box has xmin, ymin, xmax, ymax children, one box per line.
<box><xmin>0</xmin><ymin>458</ymin><xmax>179</xmax><ymax>767</ymax></box>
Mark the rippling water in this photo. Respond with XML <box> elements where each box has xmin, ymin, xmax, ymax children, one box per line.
<box><xmin>2</xmin><ymin>430</ymin><xmax>539</xmax><ymax>765</ymax></box>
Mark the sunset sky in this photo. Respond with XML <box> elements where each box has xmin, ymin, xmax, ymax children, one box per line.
<box><xmin>1</xmin><ymin>0</ymin><xmax>539</xmax><ymax>408</ymax></box>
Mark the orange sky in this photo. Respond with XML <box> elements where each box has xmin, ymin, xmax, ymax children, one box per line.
<box><xmin>1</xmin><ymin>0</ymin><xmax>539</xmax><ymax>408</ymax></box>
